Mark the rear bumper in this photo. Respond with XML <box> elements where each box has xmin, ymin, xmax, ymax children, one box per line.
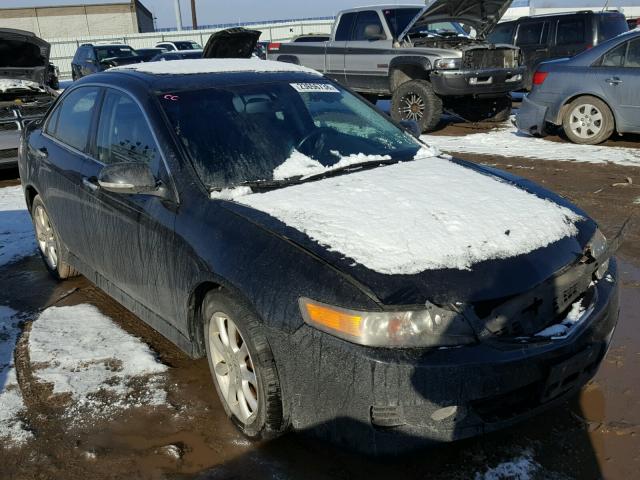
<box><xmin>431</xmin><ymin>66</ymin><xmax>525</xmax><ymax>97</ymax></box>
<box><xmin>277</xmin><ymin>260</ymin><xmax>619</xmax><ymax>454</ymax></box>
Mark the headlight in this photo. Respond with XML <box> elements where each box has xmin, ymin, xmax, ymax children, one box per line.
<box><xmin>589</xmin><ymin>228</ymin><xmax>609</xmax><ymax>279</ymax></box>
<box><xmin>434</xmin><ymin>58</ymin><xmax>461</xmax><ymax>70</ymax></box>
<box><xmin>299</xmin><ymin>298</ymin><xmax>476</xmax><ymax>347</ymax></box>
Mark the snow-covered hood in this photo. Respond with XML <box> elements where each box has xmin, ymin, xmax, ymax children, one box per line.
<box><xmin>223</xmin><ymin>157</ymin><xmax>594</xmax><ymax>304</ymax></box>
<box><xmin>0</xmin><ymin>28</ymin><xmax>50</xmax><ymax>84</ymax></box>
<box><xmin>401</xmin><ymin>0</ymin><xmax>514</xmax><ymax>40</ymax></box>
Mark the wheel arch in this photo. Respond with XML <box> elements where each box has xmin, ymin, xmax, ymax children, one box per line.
<box><xmin>557</xmin><ymin>92</ymin><xmax>618</xmax><ymax>132</ymax></box>
<box><xmin>389</xmin><ymin>56</ymin><xmax>431</xmax><ymax>91</ymax></box>
<box><xmin>24</xmin><ymin>185</ymin><xmax>39</xmax><ymax>212</ymax></box>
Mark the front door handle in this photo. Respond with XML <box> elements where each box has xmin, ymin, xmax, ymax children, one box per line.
<box><xmin>606</xmin><ymin>77</ymin><xmax>622</xmax><ymax>85</ymax></box>
<box><xmin>82</xmin><ymin>176</ymin><xmax>99</xmax><ymax>192</ymax></box>
<box><xmin>34</xmin><ymin>147</ymin><xmax>48</xmax><ymax>159</ymax></box>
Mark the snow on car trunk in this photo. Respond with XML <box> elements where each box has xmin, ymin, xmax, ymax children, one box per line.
<box><xmin>0</xmin><ymin>306</ymin><xmax>32</xmax><ymax>446</ymax></box>
<box><xmin>236</xmin><ymin>157</ymin><xmax>583</xmax><ymax>274</ymax></box>
<box><xmin>29</xmin><ymin>304</ymin><xmax>168</xmax><ymax>420</ymax></box>
<box><xmin>0</xmin><ymin>186</ymin><xmax>35</xmax><ymax>267</ymax></box>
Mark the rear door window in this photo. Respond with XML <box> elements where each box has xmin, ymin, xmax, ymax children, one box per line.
<box><xmin>335</xmin><ymin>13</ymin><xmax>357</xmax><ymax>41</ymax></box>
<box><xmin>96</xmin><ymin>89</ymin><xmax>159</xmax><ymax>167</ymax></box>
<box><xmin>50</xmin><ymin>87</ymin><xmax>100</xmax><ymax>152</ymax></box>
<box><xmin>516</xmin><ymin>22</ymin><xmax>546</xmax><ymax>46</ymax></box>
<box><xmin>556</xmin><ymin>17</ymin><xmax>586</xmax><ymax>45</ymax></box>
<box><xmin>488</xmin><ymin>22</ymin><xmax>515</xmax><ymax>44</ymax></box>
<box><xmin>599</xmin><ymin>42</ymin><xmax>627</xmax><ymax>67</ymax></box>
<box><xmin>624</xmin><ymin>38</ymin><xmax>640</xmax><ymax>67</ymax></box>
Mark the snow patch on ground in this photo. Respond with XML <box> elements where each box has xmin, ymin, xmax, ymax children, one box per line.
<box><xmin>0</xmin><ymin>186</ymin><xmax>35</xmax><ymax>267</ymax></box>
<box><xmin>422</xmin><ymin>123</ymin><xmax>640</xmax><ymax>167</ymax></box>
<box><xmin>114</xmin><ymin>58</ymin><xmax>321</xmax><ymax>76</ymax></box>
<box><xmin>29</xmin><ymin>304</ymin><xmax>168</xmax><ymax>419</ymax></box>
<box><xmin>237</xmin><ymin>157</ymin><xmax>582</xmax><ymax>274</ymax></box>
<box><xmin>0</xmin><ymin>306</ymin><xmax>32</xmax><ymax>447</ymax></box>
<box><xmin>475</xmin><ymin>450</ymin><xmax>540</xmax><ymax>480</ymax></box>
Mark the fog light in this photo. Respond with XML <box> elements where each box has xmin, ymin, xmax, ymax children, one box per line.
<box><xmin>431</xmin><ymin>405</ymin><xmax>459</xmax><ymax>422</ymax></box>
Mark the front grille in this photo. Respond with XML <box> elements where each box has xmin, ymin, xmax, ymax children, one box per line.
<box><xmin>462</xmin><ymin>48</ymin><xmax>519</xmax><ymax>69</ymax></box>
<box><xmin>0</xmin><ymin>148</ymin><xmax>18</xmax><ymax>160</ymax></box>
<box><xmin>0</xmin><ymin>96</ymin><xmax>54</xmax><ymax>134</ymax></box>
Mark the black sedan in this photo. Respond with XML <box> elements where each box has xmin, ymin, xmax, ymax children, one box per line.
<box><xmin>19</xmin><ymin>59</ymin><xmax>618</xmax><ymax>453</ymax></box>
<box><xmin>516</xmin><ymin>30</ymin><xmax>640</xmax><ymax>144</ymax></box>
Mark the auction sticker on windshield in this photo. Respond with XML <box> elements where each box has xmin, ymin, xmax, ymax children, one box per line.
<box><xmin>290</xmin><ymin>83</ymin><xmax>340</xmax><ymax>93</ymax></box>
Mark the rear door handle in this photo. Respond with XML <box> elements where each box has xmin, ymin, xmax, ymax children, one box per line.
<box><xmin>606</xmin><ymin>77</ymin><xmax>622</xmax><ymax>85</ymax></box>
<box><xmin>82</xmin><ymin>176</ymin><xmax>99</xmax><ymax>192</ymax></box>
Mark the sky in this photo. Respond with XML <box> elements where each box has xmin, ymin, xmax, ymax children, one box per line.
<box><xmin>2</xmin><ymin>1</ymin><xmax>635</xmax><ymax>29</ymax></box>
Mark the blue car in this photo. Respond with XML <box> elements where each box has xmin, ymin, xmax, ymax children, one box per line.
<box><xmin>516</xmin><ymin>29</ymin><xmax>640</xmax><ymax>144</ymax></box>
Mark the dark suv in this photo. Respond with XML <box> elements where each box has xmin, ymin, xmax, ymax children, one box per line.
<box><xmin>488</xmin><ymin>11</ymin><xmax>629</xmax><ymax>89</ymax></box>
<box><xmin>71</xmin><ymin>43</ymin><xmax>140</xmax><ymax>80</ymax></box>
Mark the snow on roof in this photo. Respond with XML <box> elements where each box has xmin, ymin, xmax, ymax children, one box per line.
<box><xmin>236</xmin><ymin>157</ymin><xmax>582</xmax><ymax>274</ymax></box>
<box><xmin>113</xmin><ymin>58</ymin><xmax>322</xmax><ymax>76</ymax></box>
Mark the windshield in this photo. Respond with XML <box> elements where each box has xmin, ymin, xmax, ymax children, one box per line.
<box><xmin>159</xmin><ymin>80</ymin><xmax>424</xmax><ymax>189</ymax></box>
<box><xmin>409</xmin><ymin>21</ymin><xmax>468</xmax><ymax>37</ymax></box>
<box><xmin>382</xmin><ymin>8</ymin><xmax>422</xmax><ymax>37</ymax></box>
<box><xmin>96</xmin><ymin>46</ymin><xmax>137</xmax><ymax>61</ymax></box>
<box><xmin>174</xmin><ymin>41</ymin><xmax>201</xmax><ymax>50</ymax></box>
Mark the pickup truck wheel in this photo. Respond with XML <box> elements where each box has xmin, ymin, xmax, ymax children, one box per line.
<box><xmin>203</xmin><ymin>289</ymin><xmax>284</xmax><ymax>439</ymax></box>
<box><xmin>562</xmin><ymin>96</ymin><xmax>614</xmax><ymax>145</ymax></box>
<box><xmin>391</xmin><ymin>80</ymin><xmax>442</xmax><ymax>133</ymax></box>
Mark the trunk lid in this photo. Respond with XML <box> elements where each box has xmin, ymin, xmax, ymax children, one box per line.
<box><xmin>0</xmin><ymin>28</ymin><xmax>50</xmax><ymax>85</ymax></box>
<box><xmin>400</xmin><ymin>0</ymin><xmax>514</xmax><ymax>41</ymax></box>
<box><xmin>203</xmin><ymin>28</ymin><xmax>261</xmax><ymax>59</ymax></box>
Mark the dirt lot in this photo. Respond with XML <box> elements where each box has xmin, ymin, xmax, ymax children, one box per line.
<box><xmin>0</xmin><ymin>121</ymin><xmax>638</xmax><ymax>480</ymax></box>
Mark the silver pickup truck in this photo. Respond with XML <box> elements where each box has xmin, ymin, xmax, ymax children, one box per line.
<box><xmin>267</xmin><ymin>1</ymin><xmax>525</xmax><ymax>132</ymax></box>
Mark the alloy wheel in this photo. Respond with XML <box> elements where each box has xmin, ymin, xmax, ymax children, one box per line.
<box><xmin>33</xmin><ymin>205</ymin><xmax>58</xmax><ymax>270</ymax></box>
<box><xmin>400</xmin><ymin>92</ymin><xmax>425</xmax><ymax>121</ymax></box>
<box><xmin>208</xmin><ymin>312</ymin><xmax>259</xmax><ymax>423</ymax></box>
<box><xmin>569</xmin><ymin>103</ymin><xmax>603</xmax><ymax>139</ymax></box>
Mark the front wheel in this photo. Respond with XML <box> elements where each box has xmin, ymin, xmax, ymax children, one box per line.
<box><xmin>391</xmin><ymin>80</ymin><xmax>443</xmax><ymax>133</ymax></box>
<box><xmin>31</xmin><ymin>195</ymin><xmax>78</xmax><ymax>279</ymax></box>
<box><xmin>562</xmin><ymin>96</ymin><xmax>614</xmax><ymax>145</ymax></box>
<box><xmin>203</xmin><ymin>289</ymin><xmax>284</xmax><ymax>439</ymax></box>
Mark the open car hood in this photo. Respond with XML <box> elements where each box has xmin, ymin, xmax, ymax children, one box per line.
<box><xmin>0</xmin><ymin>28</ymin><xmax>50</xmax><ymax>84</ymax></box>
<box><xmin>400</xmin><ymin>0</ymin><xmax>514</xmax><ymax>41</ymax></box>
<box><xmin>203</xmin><ymin>28</ymin><xmax>261</xmax><ymax>59</ymax></box>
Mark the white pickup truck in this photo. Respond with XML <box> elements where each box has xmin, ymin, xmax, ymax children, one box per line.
<box><xmin>267</xmin><ymin>1</ymin><xmax>524</xmax><ymax>132</ymax></box>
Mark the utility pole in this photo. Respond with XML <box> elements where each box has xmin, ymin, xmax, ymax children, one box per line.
<box><xmin>191</xmin><ymin>0</ymin><xmax>198</xmax><ymax>29</ymax></box>
<box><xmin>174</xmin><ymin>0</ymin><xmax>183</xmax><ymax>30</ymax></box>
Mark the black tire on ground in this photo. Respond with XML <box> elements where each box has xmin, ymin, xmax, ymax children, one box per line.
<box><xmin>391</xmin><ymin>79</ymin><xmax>443</xmax><ymax>133</ymax></box>
<box><xmin>484</xmin><ymin>95</ymin><xmax>512</xmax><ymax>122</ymax></box>
<box><xmin>202</xmin><ymin>288</ymin><xmax>284</xmax><ymax>439</ymax></box>
<box><xmin>562</xmin><ymin>96</ymin><xmax>614</xmax><ymax>145</ymax></box>
<box><xmin>30</xmin><ymin>195</ymin><xmax>79</xmax><ymax>280</ymax></box>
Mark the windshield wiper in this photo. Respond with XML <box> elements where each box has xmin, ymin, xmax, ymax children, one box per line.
<box><xmin>300</xmin><ymin>158</ymin><xmax>405</xmax><ymax>183</ymax></box>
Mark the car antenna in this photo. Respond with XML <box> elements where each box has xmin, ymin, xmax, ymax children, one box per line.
<box><xmin>601</xmin><ymin>0</ymin><xmax>611</xmax><ymax>12</ymax></box>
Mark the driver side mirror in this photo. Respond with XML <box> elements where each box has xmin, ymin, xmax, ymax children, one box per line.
<box><xmin>98</xmin><ymin>162</ymin><xmax>166</xmax><ymax>197</ymax></box>
<box><xmin>399</xmin><ymin>120</ymin><xmax>421</xmax><ymax>138</ymax></box>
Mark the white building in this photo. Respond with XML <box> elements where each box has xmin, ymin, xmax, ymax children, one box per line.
<box><xmin>0</xmin><ymin>1</ymin><xmax>154</xmax><ymax>39</ymax></box>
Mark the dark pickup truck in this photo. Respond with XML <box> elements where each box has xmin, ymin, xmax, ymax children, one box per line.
<box><xmin>267</xmin><ymin>1</ymin><xmax>525</xmax><ymax>132</ymax></box>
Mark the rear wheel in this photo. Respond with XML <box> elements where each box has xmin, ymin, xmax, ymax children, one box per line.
<box><xmin>203</xmin><ymin>289</ymin><xmax>284</xmax><ymax>439</ymax></box>
<box><xmin>31</xmin><ymin>195</ymin><xmax>78</xmax><ymax>279</ymax></box>
<box><xmin>391</xmin><ymin>80</ymin><xmax>443</xmax><ymax>133</ymax></box>
<box><xmin>563</xmin><ymin>96</ymin><xmax>614</xmax><ymax>145</ymax></box>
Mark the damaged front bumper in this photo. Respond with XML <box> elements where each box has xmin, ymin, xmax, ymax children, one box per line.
<box><xmin>515</xmin><ymin>95</ymin><xmax>550</xmax><ymax>136</ymax></box>
<box><xmin>278</xmin><ymin>259</ymin><xmax>619</xmax><ymax>454</ymax></box>
<box><xmin>430</xmin><ymin>66</ymin><xmax>525</xmax><ymax>97</ymax></box>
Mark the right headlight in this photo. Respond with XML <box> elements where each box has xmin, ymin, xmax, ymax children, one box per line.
<box><xmin>299</xmin><ymin>297</ymin><xmax>476</xmax><ymax>348</ymax></box>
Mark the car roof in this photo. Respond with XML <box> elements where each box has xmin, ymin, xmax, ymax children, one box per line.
<box><xmin>73</xmin><ymin>58</ymin><xmax>325</xmax><ymax>93</ymax></box>
<box><xmin>500</xmin><ymin>9</ymin><xmax>624</xmax><ymax>24</ymax></box>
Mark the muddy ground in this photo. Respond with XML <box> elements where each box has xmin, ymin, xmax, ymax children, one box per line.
<box><xmin>0</xmin><ymin>121</ymin><xmax>638</xmax><ymax>480</ymax></box>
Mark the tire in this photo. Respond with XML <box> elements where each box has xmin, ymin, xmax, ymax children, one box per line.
<box><xmin>562</xmin><ymin>96</ymin><xmax>614</xmax><ymax>145</ymax></box>
<box><xmin>30</xmin><ymin>195</ymin><xmax>79</xmax><ymax>280</ymax></box>
<box><xmin>391</xmin><ymin>80</ymin><xmax>443</xmax><ymax>133</ymax></box>
<box><xmin>202</xmin><ymin>289</ymin><xmax>284</xmax><ymax>439</ymax></box>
